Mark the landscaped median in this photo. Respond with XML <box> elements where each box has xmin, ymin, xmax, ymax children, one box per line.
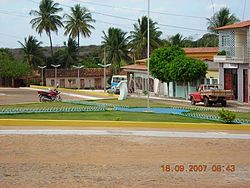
<box><xmin>0</xmin><ymin>119</ymin><xmax>250</xmax><ymax>131</ymax></box>
<box><xmin>30</xmin><ymin>85</ymin><xmax>118</xmax><ymax>98</ymax></box>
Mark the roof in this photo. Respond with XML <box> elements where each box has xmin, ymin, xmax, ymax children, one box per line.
<box><xmin>45</xmin><ymin>68</ymin><xmax>112</xmax><ymax>78</ymax></box>
<box><xmin>122</xmin><ymin>61</ymin><xmax>217</xmax><ymax>72</ymax></box>
<box><xmin>121</xmin><ymin>64</ymin><xmax>147</xmax><ymax>71</ymax></box>
<box><xmin>184</xmin><ymin>47</ymin><xmax>219</xmax><ymax>54</ymax></box>
<box><xmin>216</xmin><ymin>20</ymin><xmax>250</xmax><ymax>30</ymax></box>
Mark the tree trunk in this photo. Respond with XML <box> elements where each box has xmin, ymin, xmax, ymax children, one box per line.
<box><xmin>12</xmin><ymin>78</ymin><xmax>15</xmax><ymax>87</ymax></box>
<box><xmin>78</xmin><ymin>31</ymin><xmax>80</xmax><ymax>49</ymax></box>
<box><xmin>48</xmin><ymin>30</ymin><xmax>54</xmax><ymax>58</ymax></box>
<box><xmin>157</xmin><ymin>80</ymin><xmax>161</xmax><ymax>96</ymax></box>
<box><xmin>185</xmin><ymin>81</ymin><xmax>189</xmax><ymax>100</ymax></box>
<box><xmin>166</xmin><ymin>82</ymin><xmax>169</xmax><ymax>98</ymax></box>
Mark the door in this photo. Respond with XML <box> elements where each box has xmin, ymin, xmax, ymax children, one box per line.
<box><xmin>94</xmin><ymin>78</ymin><xmax>102</xmax><ymax>89</ymax></box>
<box><xmin>224</xmin><ymin>69</ymin><xmax>238</xmax><ymax>100</ymax></box>
<box><xmin>243</xmin><ymin>70</ymin><xmax>248</xmax><ymax>103</ymax></box>
<box><xmin>80</xmin><ymin>79</ymin><xmax>85</xmax><ymax>89</ymax></box>
<box><xmin>59</xmin><ymin>79</ymin><xmax>65</xmax><ymax>88</ymax></box>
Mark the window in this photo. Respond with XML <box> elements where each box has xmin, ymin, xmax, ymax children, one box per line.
<box><xmin>72</xmin><ymin>79</ymin><xmax>76</xmax><ymax>84</ymax></box>
<box><xmin>221</xmin><ymin>35</ymin><xmax>230</xmax><ymax>47</ymax></box>
<box><xmin>212</xmin><ymin>79</ymin><xmax>218</xmax><ymax>85</ymax></box>
<box><xmin>51</xmin><ymin>79</ymin><xmax>55</xmax><ymax>86</ymax></box>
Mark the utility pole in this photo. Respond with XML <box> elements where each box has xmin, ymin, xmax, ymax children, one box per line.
<box><xmin>147</xmin><ymin>0</ymin><xmax>150</xmax><ymax>110</ymax></box>
<box><xmin>51</xmin><ymin>64</ymin><xmax>61</xmax><ymax>87</ymax></box>
<box><xmin>38</xmin><ymin>66</ymin><xmax>46</xmax><ymax>86</ymax></box>
<box><xmin>73</xmin><ymin>65</ymin><xmax>84</xmax><ymax>89</ymax></box>
<box><xmin>98</xmin><ymin>48</ymin><xmax>111</xmax><ymax>93</ymax></box>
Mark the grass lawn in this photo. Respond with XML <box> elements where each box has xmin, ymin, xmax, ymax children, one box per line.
<box><xmin>0</xmin><ymin>98</ymin><xmax>248</xmax><ymax>123</ymax></box>
<box><xmin>0</xmin><ymin>111</ymin><xmax>214</xmax><ymax>123</ymax></box>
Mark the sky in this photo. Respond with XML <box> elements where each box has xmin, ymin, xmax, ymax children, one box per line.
<box><xmin>0</xmin><ymin>0</ymin><xmax>249</xmax><ymax>48</ymax></box>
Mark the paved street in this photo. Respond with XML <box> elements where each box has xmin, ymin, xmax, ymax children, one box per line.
<box><xmin>0</xmin><ymin>88</ymin><xmax>100</xmax><ymax>104</ymax></box>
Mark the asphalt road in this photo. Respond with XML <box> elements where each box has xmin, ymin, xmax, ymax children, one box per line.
<box><xmin>0</xmin><ymin>88</ymin><xmax>83</xmax><ymax>104</ymax></box>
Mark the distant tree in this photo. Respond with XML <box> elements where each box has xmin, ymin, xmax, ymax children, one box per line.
<box><xmin>169</xmin><ymin>56</ymin><xmax>207</xmax><ymax>99</ymax></box>
<box><xmin>150</xmin><ymin>46</ymin><xmax>185</xmax><ymax>96</ymax></box>
<box><xmin>194</xmin><ymin>33</ymin><xmax>218</xmax><ymax>47</ymax></box>
<box><xmin>102</xmin><ymin>27</ymin><xmax>130</xmax><ymax>74</ymax></box>
<box><xmin>207</xmin><ymin>7</ymin><xmax>240</xmax><ymax>33</ymax></box>
<box><xmin>168</xmin><ymin>33</ymin><xmax>188</xmax><ymax>47</ymax></box>
<box><xmin>54</xmin><ymin>38</ymin><xmax>78</xmax><ymax>68</ymax></box>
<box><xmin>64</xmin><ymin>4</ymin><xmax>95</xmax><ymax>48</ymax></box>
<box><xmin>0</xmin><ymin>51</ymin><xmax>30</xmax><ymax>86</ymax></box>
<box><xmin>18</xmin><ymin>36</ymin><xmax>45</xmax><ymax>69</ymax></box>
<box><xmin>130</xmin><ymin>16</ymin><xmax>162</xmax><ymax>59</ymax></box>
<box><xmin>30</xmin><ymin>0</ymin><xmax>63</xmax><ymax>57</ymax></box>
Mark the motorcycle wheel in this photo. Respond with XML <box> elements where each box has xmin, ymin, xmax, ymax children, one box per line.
<box><xmin>57</xmin><ymin>96</ymin><xmax>62</xmax><ymax>102</ymax></box>
<box><xmin>40</xmin><ymin>96</ymin><xmax>46</xmax><ymax>102</ymax></box>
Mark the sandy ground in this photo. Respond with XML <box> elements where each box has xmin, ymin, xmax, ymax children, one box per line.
<box><xmin>0</xmin><ymin>134</ymin><xmax>250</xmax><ymax>187</ymax></box>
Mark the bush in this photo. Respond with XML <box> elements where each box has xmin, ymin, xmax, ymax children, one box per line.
<box><xmin>218</xmin><ymin>109</ymin><xmax>236</xmax><ymax>124</ymax></box>
<box><xmin>217</xmin><ymin>50</ymin><xmax>226</xmax><ymax>55</ymax></box>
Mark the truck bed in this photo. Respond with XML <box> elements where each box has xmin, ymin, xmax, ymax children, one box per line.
<box><xmin>200</xmin><ymin>89</ymin><xmax>233</xmax><ymax>97</ymax></box>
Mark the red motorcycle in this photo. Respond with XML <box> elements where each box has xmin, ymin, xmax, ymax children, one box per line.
<box><xmin>38</xmin><ymin>89</ymin><xmax>62</xmax><ymax>102</ymax></box>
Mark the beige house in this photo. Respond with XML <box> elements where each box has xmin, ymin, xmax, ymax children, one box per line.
<box><xmin>45</xmin><ymin>68</ymin><xmax>112</xmax><ymax>89</ymax></box>
<box><xmin>214</xmin><ymin>20</ymin><xmax>250</xmax><ymax>103</ymax></box>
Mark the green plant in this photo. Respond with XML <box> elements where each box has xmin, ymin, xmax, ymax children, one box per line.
<box><xmin>114</xmin><ymin>117</ymin><xmax>122</xmax><ymax>121</ymax></box>
<box><xmin>143</xmin><ymin>90</ymin><xmax>148</xmax><ymax>96</ymax></box>
<box><xmin>218</xmin><ymin>109</ymin><xmax>236</xmax><ymax>124</ymax></box>
<box><xmin>217</xmin><ymin>50</ymin><xmax>226</xmax><ymax>55</ymax></box>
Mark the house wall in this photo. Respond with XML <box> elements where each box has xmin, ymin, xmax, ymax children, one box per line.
<box><xmin>249</xmin><ymin>68</ymin><xmax>250</xmax><ymax>103</ymax></box>
<box><xmin>46</xmin><ymin>77</ymin><xmax>107</xmax><ymax>89</ymax></box>
<box><xmin>235</xmin><ymin>29</ymin><xmax>248</xmax><ymax>59</ymax></box>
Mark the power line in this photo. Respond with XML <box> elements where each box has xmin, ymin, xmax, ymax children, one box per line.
<box><xmin>210</xmin><ymin>0</ymin><xmax>215</xmax><ymax>14</ymax></box>
<box><xmin>242</xmin><ymin>0</ymin><xmax>247</xmax><ymax>21</ymax></box>
<box><xmin>69</xmin><ymin>0</ymin><xmax>206</xmax><ymax>19</ymax></box>
<box><xmin>28</xmin><ymin>0</ymin><xmax>208</xmax><ymax>33</ymax></box>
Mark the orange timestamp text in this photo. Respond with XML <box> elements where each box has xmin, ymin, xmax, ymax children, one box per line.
<box><xmin>161</xmin><ymin>164</ymin><xmax>235</xmax><ymax>173</ymax></box>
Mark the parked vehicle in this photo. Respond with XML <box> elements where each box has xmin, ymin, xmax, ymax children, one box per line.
<box><xmin>189</xmin><ymin>84</ymin><xmax>233</xmax><ymax>107</ymax></box>
<box><xmin>38</xmin><ymin>89</ymin><xmax>62</xmax><ymax>102</ymax></box>
<box><xmin>108</xmin><ymin>75</ymin><xmax>127</xmax><ymax>94</ymax></box>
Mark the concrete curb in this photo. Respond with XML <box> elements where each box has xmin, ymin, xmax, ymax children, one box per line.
<box><xmin>0</xmin><ymin>119</ymin><xmax>249</xmax><ymax>131</ymax></box>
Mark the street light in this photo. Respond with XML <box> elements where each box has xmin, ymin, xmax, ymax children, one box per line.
<box><xmin>73</xmin><ymin>65</ymin><xmax>84</xmax><ymax>89</ymax></box>
<box><xmin>38</xmin><ymin>65</ymin><xmax>46</xmax><ymax>86</ymax></box>
<box><xmin>147</xmin><ymin>0</ymin><xmax>150</xmax><ymax>110</ymax></box>
<box><xmin>98</xmin><ymin>63</ymin><xmax>111</xmax><ymax>92</ymax></box>
<box><xmin>51</xmin><ymin>64</ymin><xmax>61</xmax><ymax>87</ymax></box>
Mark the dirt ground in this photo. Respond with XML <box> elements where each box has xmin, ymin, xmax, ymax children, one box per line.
<box><xmin>0</xmin><ymin>134</ymin><xmax>250</xmax><ymax>187</ymax></box>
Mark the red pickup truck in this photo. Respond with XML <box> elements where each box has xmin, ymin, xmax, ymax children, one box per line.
<box><xmin>189</xmin><ymin>84</ymin><xmax>233</xmax><ymax>107</ymax></box>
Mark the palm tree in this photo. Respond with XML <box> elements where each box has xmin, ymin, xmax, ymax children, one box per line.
<box><xmin>207</xmin><ymin>7</ymin><xmax>240</xmax><ymax>33</ymax></box>
<box><xmin>54</xmin><ymin>38</ymin><xmax>78</xmax><ymax>68</ymax></box>
<box><xmin>130</xmin><ymin>16</ymin><xmax>162</xmax><ymax>59</ymax></box>
<box><xmin>102</xmin><ymin>27</ymin><xmax>130</xmax><ymax>74</ymax></box>
<box><xmin>64</xmin><ymin>4</ymin><xmax>95</xmax><ymax>48</ymax></box>
<box><xmin>30</xmin><ymin>0</ymin><xmax>63</xmax><ymax>57</ymax></box>
<box><xmin>18</xmin><ymin>35</ymin><xmax>45</xmax><ymax>68</ymax></box>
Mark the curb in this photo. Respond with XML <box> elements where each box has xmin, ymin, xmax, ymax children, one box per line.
<box><xmin>0</xmin><ymin>119</ymin><xmax>250</xmax><ymax>131</ymax></box>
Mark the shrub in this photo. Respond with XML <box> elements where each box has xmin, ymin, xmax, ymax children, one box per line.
<box><xmin>217</xmin><ymin>50</ymin><xmax>226</xmax><ymax>55</ymax></box>
<box><xmin>114</xmin><ymin>117</ymin><xmax>122</xmax><ymax>121</ymax></box>
<box><xmin>143</xmin><ymin>90</ymin><xmax>148</xmax><ymax>96</ymax></box>
<box><xmin>218</xmin><ymin>109</ymin><xmax>236</xmax><ymax>124</ymax></box>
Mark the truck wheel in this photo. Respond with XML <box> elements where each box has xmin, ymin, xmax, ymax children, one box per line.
<box><xmin>204</xmin><ymin>97</ymin><xmax>210</xmax><ymax>107</ymax></box>
<box><xmin>222</xmin><ymin>100</ymin><xmax>227</xmax><ymax>107</ymax></box>
<box><xmin>191</xmin><ymin>98</ymin><xmax>196</xmax><ymax>105</ymax></box>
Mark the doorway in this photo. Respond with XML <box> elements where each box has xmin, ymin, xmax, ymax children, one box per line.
<box><xmin>243</xmin><ymin>70</ymin><xmax>248</xmax><ymax>103</ymax></box>
<box><xmin>224</xmin><ymin>69</ymin><xmax>238</xmax><ymax>100</ymax></box>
